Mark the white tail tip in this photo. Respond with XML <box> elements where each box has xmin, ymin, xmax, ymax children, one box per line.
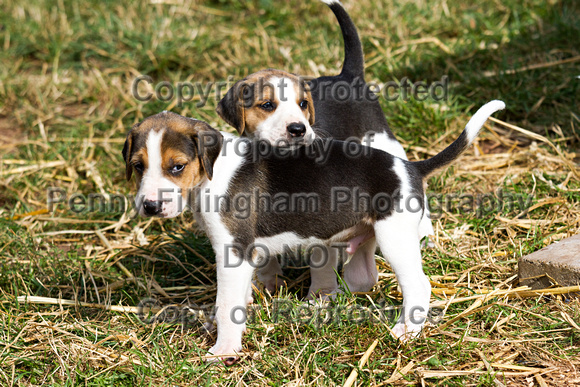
<box><xmin>319</xmin><ymin>0</ymin><xmax>341</xmax><ymax>5</ymax></box>
<box><xmin>465</xmin><ymin>100</ymin><xmax>506</xmax><ymax>143</ymax></box>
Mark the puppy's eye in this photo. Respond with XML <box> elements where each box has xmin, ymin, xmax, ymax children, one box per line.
<box><xmin>260</xmin><ymin>101</ymin><xmax>275</xmax><ymax>111</ymax></box>
<box><xmin>134</xmin><ymin>162</ymin><xmax>144</xmax><ymax>173</ymax></box>
<box><xmin>170</xmin><ymin>164</ymin><xmax>186</xmax><ymax>175</ymax></box>
<box><xmin>299</xmin><ymin>100</ymin><xmax>309</xmax><ymax>110</ymax></box>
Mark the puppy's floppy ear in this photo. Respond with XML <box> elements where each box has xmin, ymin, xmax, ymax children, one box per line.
<box><xmin>122</xmin><ymin>123</ymin><xmax>139</xmax><ymax>181</ymax></box>
<box><xmin>301</xmin><ymin>81</ymin><xmax>316</xmax><ymax>126</ymax></box>
<box><xmin>190</xmin><ymin>120</ymin><xmax>223</xmax><ymax>181</ymax></box>
<box><xmin>216</xmin><ymin>79</ymin><xmax>251</xmax><ymax>135</ymax></box>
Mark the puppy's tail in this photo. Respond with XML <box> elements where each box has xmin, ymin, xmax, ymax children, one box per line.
<box><xmin>319</xmin><ymin>0</ymin><xmax>364</xmax><ymax>81</ymax></box>
<box><xmin>413</xmin><ymin>100</ymin><xmax>506</xmax><ymax>177</ymax></box>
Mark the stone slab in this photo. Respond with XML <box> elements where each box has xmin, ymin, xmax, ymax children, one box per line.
<box><xmin>518</xmin><ymin>233</ymin><xmax>580</xmax><ymax>290</ymax></box>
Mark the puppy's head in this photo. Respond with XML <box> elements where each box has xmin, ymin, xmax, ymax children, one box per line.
<box><xmin>216</xmin><ymin>69</ymin><xmax>315</xmax><ymax>145</ymax></box>
<box><xmin>122</xmin><ymin>111</ymin><xmax>223</xmax><ymax>218</ymax></box>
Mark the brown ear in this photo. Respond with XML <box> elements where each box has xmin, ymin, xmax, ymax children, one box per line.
<box><xmin>190</xmin><ymin>120</ymin><xmax>223</xmax><ymax>180</ymax></box>
<box><xmin>122</xmin><ymin>124</ymin><xmax>137</xmax><ymax>181</ymax></box>
<box><xmin>306</xmin><ymin>92</ymin><xmax>316</xmax><ymax>126</ymax></box>
<box><xmin>302</xmin><ymin>81</ymin><xmax>316</xmax><ymax>125</ymax></box>
<box><xmin>216</xmin><ymin>79</ymin><xmax>251</xmax><ymax>135</ymax></box>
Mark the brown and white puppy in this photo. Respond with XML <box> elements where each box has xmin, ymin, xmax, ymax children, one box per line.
<box><xmin>122</xmin><ymin>111</ymin><xmax>222</xmax><ymax>218</ymax></box>
<box><xmin>123</xmin><ymin>102</ymin><xmax>505</xmax><ymax>364</ymax></box>
<box><xmin>217</xmin><ymin>69</ymin><xmax>316</xmax><ymax>145</ymax></box>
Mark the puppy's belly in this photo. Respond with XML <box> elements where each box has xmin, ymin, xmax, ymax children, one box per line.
<box><xmin>254</xmin><ymin>223</ymin><xmax>374</xmax><ymax>255</ymax></box>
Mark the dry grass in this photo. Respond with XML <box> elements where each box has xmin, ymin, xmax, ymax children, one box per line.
<box><xmin>1</xmin><ymin>0</ymin><xmax>579</xmax><ymax>385</ymax></box>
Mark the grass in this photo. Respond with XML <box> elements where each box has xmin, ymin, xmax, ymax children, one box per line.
<box><xmin>1</xmin><ymin>0</ymin><xmax>580</xmax><ymax>385</ymax></box>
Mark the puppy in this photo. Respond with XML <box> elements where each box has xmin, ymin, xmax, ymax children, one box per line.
<box><xmin>123</xmin><ymin>101</ymin><xmax>505</xmax><ymax>364</ymax></box>
<box><xmin>216</xmin><ymin>69</ymin><xmax>317</xmax><ymax>145</ymax></box>
<box><xmin>216</xmin><ymin>0</ymin><xmax>434</xmax><ymax>297</ymax></box>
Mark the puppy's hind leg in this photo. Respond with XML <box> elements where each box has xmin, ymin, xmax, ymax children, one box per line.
<box><xmin>256</xmin><ymin>257</ymin><xmax>285</xmax><ymax>294</ymax></box>
<box><xmin>343</xmin><ymin>239</ymin><xmax>378</xmax><ymax>293</ymax></box>
<box><xmin>374</xmin><ymin>216</ymin><xmax>431</xmax><ymax>341</ymax></box>
<box><xmin>419</xmin><ymin>195</ymin><xmax>435</xmax><ymax>248</ymax></box>
<box><xmin>307</xmin><ymin>246</ymin><xmax>340</xmax><ymax>300</ymax></box>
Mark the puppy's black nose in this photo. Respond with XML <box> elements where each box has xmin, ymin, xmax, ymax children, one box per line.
<box><xmin>287</xmin><ymin>122</ymin><xmax>306</xmax><ymax>138</ymax></box>
<box><xmin>143</xmin><ymin>200</ymin><xmax>163</xmax><ymax>216</ymax></box>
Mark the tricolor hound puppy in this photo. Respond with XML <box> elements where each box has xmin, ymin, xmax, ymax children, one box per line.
<box><xmin>123</xmin><ymin>100</ymin><xmax>505</xmax><ymax>364</ymax></box>
<box><xmin>216</xmin><ymin>0</ymin><xmax>434</xmax><ymax>298</ymax></box>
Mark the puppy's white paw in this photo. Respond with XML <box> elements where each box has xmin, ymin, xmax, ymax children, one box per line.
<box><xmin>208</xmin><ymin>340</ymin><xmax>243</xmax><ymax>366</ymax></box>
<box><xmin>391</xmin><ymin>322</ymin><xmax>422</xmax><ymax>342</ymax></box>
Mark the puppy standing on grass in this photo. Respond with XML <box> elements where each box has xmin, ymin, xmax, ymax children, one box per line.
<box><xmin>123</xmin><ymin>100</ymin><xmax>505</xmax><ymax>364</ymax></box>
<box><xmin>217</xmin><ymin>0</ymin><xmax>435</xmax><ymax>298</ymax></box>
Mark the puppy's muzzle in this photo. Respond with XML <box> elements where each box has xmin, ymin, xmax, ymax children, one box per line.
<box><xmin>287</xmin><ymin>122</ymin><xmax>306</xmax><ymax>138</ymax></box>
<box><xmin>143</xmin><ymin>199</ymin><xmax>163</xmax><ymax>216</ymax></box>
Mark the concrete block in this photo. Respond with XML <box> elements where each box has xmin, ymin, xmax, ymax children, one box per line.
<box><xmin>518</xmin><ymin>233</ymin><xmax>580</xmax><ymax>290</ymax></box>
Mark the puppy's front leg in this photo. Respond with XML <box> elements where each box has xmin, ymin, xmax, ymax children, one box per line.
<box><xmin>209</xmin><ymin>249</ymin><xmax>255</xmax><ymax>365</ymax></box>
